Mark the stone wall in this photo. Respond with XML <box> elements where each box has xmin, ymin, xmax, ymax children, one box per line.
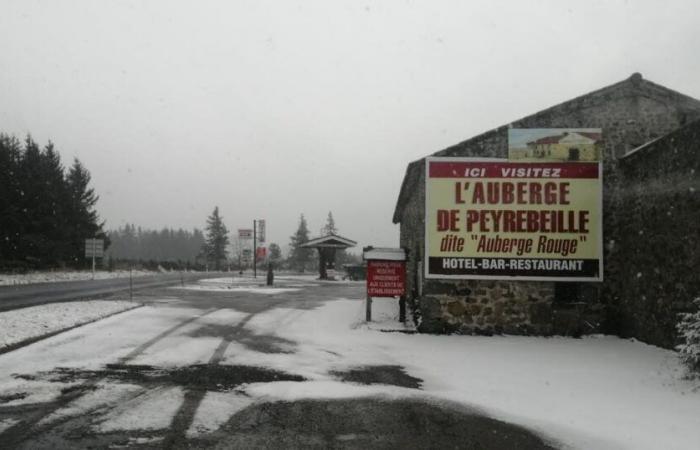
<box><xmin>614</xmin><ymin>120</ymin><xmax>700</xmax><ymax>348</ymax></box>
<box><xmin>396</xmin><ymin>74</ymin><xmax>700</xmax><ymax>338</ymax></box>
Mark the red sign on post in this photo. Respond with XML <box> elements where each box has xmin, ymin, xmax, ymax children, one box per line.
<box><xmin>367</xmin><ymin>260</ymin><xmax>406</xmax><ymax>297</ymax></box>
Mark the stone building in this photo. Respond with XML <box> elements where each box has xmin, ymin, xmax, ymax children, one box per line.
<box><xmin>393</xmin><ymin>73</ymin><xmax>700</xmax><ymax>348</ymax></box>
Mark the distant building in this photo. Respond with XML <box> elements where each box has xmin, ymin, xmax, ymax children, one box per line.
<box><xmin>393</xmin><ymin>73</ymin><xmax>700</xmax><ymax>348</ymax></box>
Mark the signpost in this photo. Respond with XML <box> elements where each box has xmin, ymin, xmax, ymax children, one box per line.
<box><xmin>252</xmin><ymin>219</ymin><xmax>266</xmax><ymax>278</ymax></box>
<box><xmin>424</xmin><ymin>157</ymin><xmax>603</xmax><ymax>281</ymax></box>
<box><xmin>238</xmin><ymin>229</ymin><xmax>253</xmax><ymax>239</ymax></box>
<box><xmin>363</xmin><ymin>247</ymin><xmax>407</xmax><ymax>323</ymax></box>
<box><xmin>84</xmin><ymin>238</ymin><xmax>104</xmax><ymax>279</ymax></box>
<box><xmin>258</xmin><ymin>220</ymin><xmax>266</xmax><ymax>243</ymax></box>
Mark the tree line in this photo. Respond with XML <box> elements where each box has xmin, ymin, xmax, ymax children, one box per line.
<box><xmin>0</xmin><ymin>134</ymin><xmax>105</xmax><ymax>270</ymax></box>
<box><xmin>107</xmin><ymin>225</ymin><xmax>205</xmax><ymax>268</ymax></box>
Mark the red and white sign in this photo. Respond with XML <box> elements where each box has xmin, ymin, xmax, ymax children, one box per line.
<box><xmin>367</xmin><ymin>260</ymin><xmax>406</xmax><ymax>297</ymax></box>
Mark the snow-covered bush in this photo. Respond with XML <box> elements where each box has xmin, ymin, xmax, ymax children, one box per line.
<box><xmin>677</xmin><ymin>298</ymin><xmax>700</xmax><ymax>376</ymax></box>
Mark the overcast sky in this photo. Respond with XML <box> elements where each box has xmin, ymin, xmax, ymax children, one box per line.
<box><xmin>1</xmin><ymin>0</ymin><xmax>699</xmax><ymax>253</ymax></box>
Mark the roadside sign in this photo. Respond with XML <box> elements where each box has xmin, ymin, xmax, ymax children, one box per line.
<box><xmin>258</xmin><ymin>220</ymin><xmax>266</xmax><ymax>243</ymax></box>
<box><xmin>238</xmin><ymin>229</ymin><xmax>253</xmax><ymax>239</ymax></box>
<box><xmin>367</xmin><ymin>260</ymin><xmax>406</xmax><ymax>297</ymax></box>
<box><xmin>84</xmin><ymin>239</ymin><xmax>104</xmax><ymax>258</ymax></box>
<box><xmin>256</xmin><ymin>247</ymin><xmax>267</xmax><ymax>259</ymax></box>
<box><xmin>363</xmin><ymin>247</ymin><xmax>408</xmax><ymax>323</ymax></box>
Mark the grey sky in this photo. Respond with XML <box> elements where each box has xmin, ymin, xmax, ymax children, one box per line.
<box><xmin>1</xmin><ymin>0</ymin><xmax>699</xmax><ymax>253</ymax></box>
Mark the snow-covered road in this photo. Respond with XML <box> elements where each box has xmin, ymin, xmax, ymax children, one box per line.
<box><xmin>0</xmin><ymin>276</ymin><xmax>697</xmax><ymax>449</ymax></box>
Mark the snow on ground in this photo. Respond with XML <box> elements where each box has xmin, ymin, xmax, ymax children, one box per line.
<box><xmin>0</xmin><ymin>270</ymin><xmax>155</xmax><ymax>286</ymax></box>
<box><xmin>177</xmin><ymin>276</ymin><xmax>311</xmax><ymax>294</ymax></box>
<box><xmin>0</xmin><ymin>300</ymin><xmax>140</xmax><ymax>351</ymax></box>
<box><xmin>39</xmin><ymin>382</ymin><xmax>143</xmax><ymax>426</ymax></box>
<box><xmin>0</xmin><ymin>418</ymin><xmax>19</xmax><ymax>434</ymax></box>
<box><xmin>95</xmin><ymin>386</ymin><xmax>184</xmax><ymax>432</ymax></box>
<box><xmin>0</xmin><ymin>305</ymin><xmax>205</xmax><ymax>406</ymax></box>
<box><xmin>178</xmin><ymin>285</ymin><xmax>301</xmax><ymax>295</ymax></box>
<box><xmin>227</xmin><ymin>298</ymin><xmax>700</xmax><ymax>450</ymax></box>
<box><xmin>187</xmin><ymin>392</ymin><xmax>253</xmax><ymax>437</ymax></box>
<box><xmin>128</xmin><ymin>308</ymin><xmax>250</xmax><ymax>367</ymax></box>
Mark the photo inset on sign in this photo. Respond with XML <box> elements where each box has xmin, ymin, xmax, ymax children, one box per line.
<box><xmin>508</xmin><ymin>128</ymin><xmax>602</xmax><ymax>162</ymax></box>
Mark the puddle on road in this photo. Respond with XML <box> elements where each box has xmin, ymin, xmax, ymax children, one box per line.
<box><xmin>331</xmin><ymin>365</ymin><xmax>423</xmax><ymax>389</ymax></box>
<box><xmin>15</xmin><ymin>363</ymin><xmax>306</xmax><ymax>392</ymax></box>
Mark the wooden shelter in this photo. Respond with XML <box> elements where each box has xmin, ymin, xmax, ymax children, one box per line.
<box><xmin>301</xmin><ymin>234</ymin><xmax>357</xmax><ymax>280</ymax></box>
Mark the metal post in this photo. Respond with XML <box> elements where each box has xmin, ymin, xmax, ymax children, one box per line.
<box><xmin>399</xmin><ymin>295</ymin><xmax>406</xmax><ymax>323</ymax></box>
<box><xmin>253</xmin><ymin>220</ymin><xmax>257</xmax><ymax>278</ymax></box>
<box><xmin>129</xmin><ymin>265</ymin><xmax>133</xmax><ymax>301</ymax></box>
<box><xmin>366</xmin><ymin>295</ymin><xmax>372</xmax><ymax>322</ymax></box>
<box><xmin>91</xmin><ymin>239</ymin><xmax>96</xmax><ymax>280</ymax></box>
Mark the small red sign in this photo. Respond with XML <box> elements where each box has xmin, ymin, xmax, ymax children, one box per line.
<box><xmin>367</xmin><ymin>260</ymin><xmax>406</xmax><ymax>297</ymax></box>
<box><xmin>256</xmin><ymin>247</ymin><xmax>267</xmax><ymax>259</ymax></box>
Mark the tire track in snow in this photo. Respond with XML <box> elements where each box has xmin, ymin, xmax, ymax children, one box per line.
<box><xmin>0</xmin><ymin>307</ymin><xmax>221</xmax><ymax>446</ymax></box>
<box><xmin>162</xmin><ymin>312</ymin><xmax>258</xmax><ymax>448</ymax></box>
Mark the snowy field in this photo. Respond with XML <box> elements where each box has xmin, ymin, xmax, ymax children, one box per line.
<box><xmin>0</xmin><ymin>270</ymin><xmax>155</xmax><ymax>286</ymax></box>
<box><xmin>0</xmin><ymin>300</ymin><xmax>140</xmax><ymax>351</ymax></box>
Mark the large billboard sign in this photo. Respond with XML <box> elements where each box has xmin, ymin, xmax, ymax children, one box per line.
<box><xmin>425</xmin><ymin>157</ymin><xmax>603</xmax><ymax>281</ymax></box>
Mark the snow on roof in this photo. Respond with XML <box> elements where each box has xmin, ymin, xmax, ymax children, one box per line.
<box><xmin>363</xmin><ymin>247</ymin><xmax>406</xmax><ymax>261</ymax></box>
<box><xmin>300</xmin><ymin>234</ymin><xmax>357</xmax><ymax>249</ymax></box>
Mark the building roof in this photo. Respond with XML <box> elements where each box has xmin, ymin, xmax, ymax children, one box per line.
<box><xmin>392</xmin><ymin>73</ymin><xmax>700</xmax><ymax>224</ymax></box>
<box><xmin>300</xmin><ymin>234</ymin><xmax>357</xmax><ymax>249</ymax></box>
<box><xmin>528</xmin><ymin>131</ymin><xmax>602</xmax><ymax>146</ymax></box>
<box><xmin>621</xmin><ymin>117</ymin><xmax>700</xmax><ymax>162</ymax></box>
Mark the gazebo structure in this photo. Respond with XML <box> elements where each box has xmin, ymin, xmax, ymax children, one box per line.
<box><xmin>300</xmin><ymin>234</ymin><xmax>357</xmax><ymax>280</ymax></box>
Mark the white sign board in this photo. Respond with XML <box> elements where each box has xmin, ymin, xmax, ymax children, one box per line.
<box><xmin>85</xmin><ymin>239</ymin><xmax>104</xmax><ymax>258</ymax></box>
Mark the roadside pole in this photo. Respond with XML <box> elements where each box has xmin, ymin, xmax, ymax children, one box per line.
<box><xmin>129</xmin><ymin>265</ymin><xmax>133</xmax><ymax>301</ymax></box>
<box><xmin>366</xmin><ymin>295</ymin><xmax>372</xmax><ymax>322</ymax></box>
<box><xmin>91</xmin><ymin>241</ymin><xmax>96</xmax><ymax>280</ymax></box>
<box><xmin>253</xmin><ymin>220</ymin><xmax>257</xmax><ymax>278</ymax></box>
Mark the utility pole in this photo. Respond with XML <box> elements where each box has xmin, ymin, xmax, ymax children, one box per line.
<box><xmin>253</xmin><ymin>220</ymin><xmax>257</xmax><ymax>278</ymax></box>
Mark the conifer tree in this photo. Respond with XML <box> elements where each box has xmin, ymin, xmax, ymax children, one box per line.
<box><xmin>203</xmin><ymin>206</ymin><xmax>229</xmax><ymax>270</ymax></box>
<box><xmin>66</xmin><ymin>158</ymin><xmax>105</xmax><ymax>265</ymax></box>
<box><xmin>289</xmin><ymin>214</ymin><xmax>312</xmax><ymax>272</ymax></box>
<box><xmin>320</xmin><ymin>211</ymin><xmax>338</xmax><ymax>236</ymax></box>
<box><xmin>268</xmin><ymin>243</ymin><xmax>282</xmax><ymax>262</ymax></box>
<box><xmin>0</xmin><ymin>134</ymin><xmax>105</xmax><ymax>269</ymax></box>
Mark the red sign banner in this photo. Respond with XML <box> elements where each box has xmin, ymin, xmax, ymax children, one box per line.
<box><xmin>367</xmin><ymin>260</ymin><xmax>406</xmax><ymax>297</ymax></box>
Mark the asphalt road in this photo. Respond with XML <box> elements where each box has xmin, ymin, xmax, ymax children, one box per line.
<box><xmin>0</xmin><ymin>277</ymin><xmax>558</xmax><ymax>449</ymax></box>
<box><xmin>0</xmin><ymin>272</ymin><xmax>228</xmax><ymax>311</ymax></box>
